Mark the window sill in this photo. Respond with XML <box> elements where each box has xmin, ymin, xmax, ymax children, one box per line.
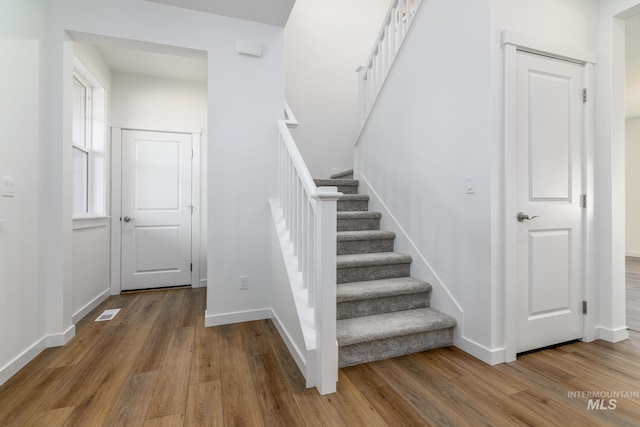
<box><xmin>73</xmin><ymin>215</ymin><xmax>109</xmax><ymax>230</ymax></box>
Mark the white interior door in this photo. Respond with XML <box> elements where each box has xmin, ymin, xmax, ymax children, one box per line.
<box><xmin>515</xmin><ymin>51</ymin><xmax>584</xmax><ymax>353</ymax></box>
<box><xmin>121</xmin><ymin>130</ymin><xmax>192</xmax><ymax>291</ymax></box>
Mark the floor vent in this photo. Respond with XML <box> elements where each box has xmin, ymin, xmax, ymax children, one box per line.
<box><xmin>95</xmin><ymin>308</ymin><xmax>121</xmax><ymax>322</ymax></box>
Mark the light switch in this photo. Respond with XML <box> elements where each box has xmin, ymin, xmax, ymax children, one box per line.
<box><xmin>465</xmin><ymin>176</ymin><xmax>475</xmax><ymax>194</ymax></box>
<box><xmin>1</xmin><ymin>176</ymin><xmax>15</xmax><ymax>197</ymax></box>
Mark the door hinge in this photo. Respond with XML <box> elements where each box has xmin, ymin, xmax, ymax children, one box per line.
<box><xmin>580</xmin><ymin>194</ymin><xmax>587</xmax><ymax>208</ymax></box>
<box><xmin>583</xmin><ymin>300</ymin><xmax>587</xmax><ymax>314</ymax></box>
<box><xmin>582</xmin><ymin>88</ymin><xmax>587</xmax><ymax>103</ymax></box>
<box><xmin>190</xmin><ymin>263</ymin><xmax>193</xmax><ymax>272</ymax></box>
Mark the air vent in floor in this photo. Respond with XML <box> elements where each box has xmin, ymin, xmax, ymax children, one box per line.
<box><xmin>95</xmin><ymin>308</ymin><xmax>121</xmax><ymax>322</ymax></box>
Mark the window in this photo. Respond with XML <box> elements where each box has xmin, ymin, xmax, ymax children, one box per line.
<box><xmin>72</xmin><ymin>55</ymin><xmax>106</xmax><ymax>222</ymax></box>
<box><xmin>72</xmin><ymin>75</ymin><xmax>91</xmax><ymax>214</ymax></box>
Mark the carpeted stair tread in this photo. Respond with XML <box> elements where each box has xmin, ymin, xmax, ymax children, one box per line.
<box><xmin>330</xmin><ymin>169</ymin><xmax>354</xmax><ymax>179</ymax></box>
<box><xmin>337</xmin><ymin>277</ymin><xmax>431</xmax><ymax>303</ymax></box>
<box><xmin>314</xmin><ymin>179</ymin><xmax>359</xmax><ymax>187</ymax></box>
<box><xmin>337</xmin><ymin>252</ymin><xmax>412</xmax><ymax>268</ymax></box>
<box><xmin>337</xmin><ymin>230</ymin><xmax>395</xmax><ymax>242</ymax></box>
<box><xmin>337</xmin><ymin>211</ymin><xmax>381</xmax><ymax>220</ymax></box>
<box><xmin>337</xmin><ymin>308</ymin><xmax>456</xmax><ymax>346</ymax></box>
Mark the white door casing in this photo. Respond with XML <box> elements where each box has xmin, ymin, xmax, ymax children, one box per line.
<box><xmin>514</xmin><ymin>51</ymin><xmax>585</xmax><ymax>353</ymax></box>
<box><xmin>120</xmin><ymin>130</ymin><xmax>192</xmax><ymax>290</ymax></box>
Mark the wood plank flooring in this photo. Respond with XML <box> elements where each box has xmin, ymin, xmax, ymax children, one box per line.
<box><xmin>626</xmin><ymin>256</ymin><xmax>640</xmax><ymax>331</ymax></box>
<box><xmin>1</xmin><ymin>287</ymin><xmax>640</xmax><ymax>426</ymax></box>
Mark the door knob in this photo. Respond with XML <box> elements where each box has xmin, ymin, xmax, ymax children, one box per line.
<box><xmin>517</xmin><ymin>212</ymin><xmax>539</xmax><ymax>222</ymax></box>
<box><xmin>123</xmin><ymin>216</ymin><xmax>136</xmax><ymax>223</ymax></box>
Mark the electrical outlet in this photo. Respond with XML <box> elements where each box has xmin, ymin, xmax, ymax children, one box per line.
<box><xmin>240</xmin><ymin>276</ymin><xmax>249</xmax><ymax>290</ymax></box>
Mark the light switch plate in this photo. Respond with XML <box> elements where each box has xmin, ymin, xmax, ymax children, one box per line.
<box><xmin>1</xmin><ymin>176</ymin><xmax>15</xmax><ymax>197</ymax></box>
<box><xmin>465</xmin><ymin>176</ymin><xmax>475</xmax><ymax>194</ymax></box>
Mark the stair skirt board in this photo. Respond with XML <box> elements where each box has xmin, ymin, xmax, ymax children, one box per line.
<box><xmin>338</xmin><ymin>328</ymin><xmax>454</xmax><ymax>367</ymax></box>
<box><xmin>315</xmin><ymin>176</ymin><xmax>457</xmax><ymax>368</ymax></box>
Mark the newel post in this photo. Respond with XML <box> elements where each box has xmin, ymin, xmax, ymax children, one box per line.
<box><xmin>313</xmin><ymin>187</ymin><xmax>342</xmax><ymax>395</ymax></box>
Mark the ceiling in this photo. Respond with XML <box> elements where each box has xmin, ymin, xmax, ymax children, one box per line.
<box><xmin>95</xmin><ymin>45</ymin><xmax>207</xmax><ymax>83</ymax></box>
<box><xmin>69</xmin><ymin>31</ymin><xmax>208</xmax><ymax>83</ymax></box>
<box><xmin>627</xmin><ymin>14</ymin><xmax>640</xmax><ymax>119</ymax></box>
<box><xmin>145</xmin><ymin>0</ymin><xmax>295</xmax><ymax>27</ymax></box>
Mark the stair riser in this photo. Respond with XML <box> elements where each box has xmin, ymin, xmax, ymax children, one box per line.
<box><xmin>337</xmin><ymin>293</ymin><xmax>430</xmax><ymax>320</ymax></box>
<box><xmin>337</xmin><ymin>263</ymin><xmax>410</xmax><ymax>284</ymax></box>
<box><xmin>336</xmin><ymin>185</ymin><xmax>358</xmax><ymax>194</ymax></box>
<box><xmin>338</xmin><ymin>200</ymin><xmax>368</xmax><ymax>212</ymax></box>
<box><xmin>338</xmin><ymin>329</ymin><xmax>454</xmax><ymax>367</ymax></box>
<box><xmin>337</xmin><ymin>218</ymin><xmax>380</xmax><ymax>232</ymax></box>
<box><xmin>337</xmin><ymin>239</ymin><xmax>394</xmax><ymax>255</ymax></box>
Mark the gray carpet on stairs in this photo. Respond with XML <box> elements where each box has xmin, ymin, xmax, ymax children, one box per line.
<box><xmin>317</xmin><ymin>175</ymin><xmax>456</xmax><ymax>367</ymax></box>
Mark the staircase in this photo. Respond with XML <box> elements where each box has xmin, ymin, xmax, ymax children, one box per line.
<box><xmin>315</xmin><ymin>170</ymin><xmax>456</xmax><ymax>367</ymax></box>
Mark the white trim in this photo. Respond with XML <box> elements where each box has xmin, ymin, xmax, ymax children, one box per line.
<box><xmin>72</xmin><ymin>288</ymin><xmax>110</xmax><ymax>323</ymax></box>
<box><xmin>199</xmin><ymin>278</ymin><xmax>208</xmax><ymax>287</ymax></box>
<box><xmin>204</xmin><ymin>308</ymin><xmax>271</xmax><ymax>327</ymax></box>
<box><xmin>110</xmin><ymin>128</ymin><xmax>201</xmax><ymax>293</ymax></box>
<box><xmin>357</xmin><ymin>173</ymin><xmax>506</xmax><ymax>365</ymax></box>
<box><xmin>502</xmin><ymin>38</ymin><xmax>595</xmax><ymax>361</ymax></box>
<box><xmin>0</xmin><ymin>338</ymin><xmax>46</xmax><ymax>385</ymax></box>
<box><xmin>457</xmin><ymin>337</ymin><xmax>506</xmax><ymax>366</ymax></box>
<box><xmin>72</xmin><ymin>216</ymin><xmax>109</xmax><ymax>230</ymax></box>
<box><xmin>110</xmin><ymin>128</ymin><xmax>123</xmax><ymax>296</ymax></box>
<box><xmin>112</xmin><ymin>124</ymin><xmax>202</xmax><ymax>135</ymax></box>
<box><xmin>357</xmin><ymin>173</ymin><xmax>463</xmax><ymax>313</ymax></box>
<box><xmin>626</xmin><ymin>252</ymin><xmax>640</xmax><ymax>258</ymax></box>
<box><xmin>270</xmin><ymin>310</ymin><xmax>308</xmax><ymax>380</ymax></box>
<box><xmin>46</xmin><ymin>325</ymin><xmax>76</xmax><ymax>347</ymax></box>
<box><xmin>501</xmin><ymin>30</ymin><xmax>597</xmax><ymax>64</ymax></box>
<box><xmin>191</xmin><ymin>133</ymin><xmax>201</xmax><ymax>288</ymax></box>
<box><xmin>596</xmin><ymin>325</ymin><xmax>630</xmax><ymax>343</ymax></box>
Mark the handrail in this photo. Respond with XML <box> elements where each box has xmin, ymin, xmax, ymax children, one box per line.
<box><xmin>357</xmin><ymin>0</ymin><xmax>424</xmax><ymax>130</ymax></box>
<box><xmin>284</xmin><ymin>101</ymin><xmax>298</xmax><ymax>128</ymax></box>
<box><xmin>277</xmin><ymin>103</ymin><xmax>341</xmax><ymax>394</ymax></box>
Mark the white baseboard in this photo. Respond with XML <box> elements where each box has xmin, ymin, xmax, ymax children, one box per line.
<box><xmin>596</xmin><ymin>325</ymin><xmax>629</xmax><ymax>343</ymax></box>
<box><xmin>456</xmin><ymin>335</ymin><xmax>505</xmax><ymax>365</ymax></box>
<box><xmin>626</xmin><ymin>251</ymin><xmax>640</xmax><ymax>258</ymax></box>
<box><xmin>271</xmin><ymin>310</ymin><xmax>308</xmax><ymax>380</ymax></box>
<box><xmin>204</xmin><ymin>308</ymin><xmax>271</xmax><ymax>327</ymax></box>
<box><xmin>46</xmin><ymin>325</ymin><xmax>76</xmax><ymax>347</ymax></box>
<box><xmin>199</xmin><ymin>279</ymin><xmax>207</xmax><ymax>287</ymax></box>
<box><xmin>0</xmin><ymin>337</ymin><xmax>47</xmax><ymax>385</ymax></box>
<box><xmin>1</xmin><ymin>324</ymin><xmax>76</xmax><ymax>385</ymax></box>
<box><xmin>72</xmin><ymin>288</ymin><xmax>110</xmax><ymax>324</ymax></box>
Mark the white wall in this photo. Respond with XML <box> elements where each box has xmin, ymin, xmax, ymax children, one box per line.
<box><xmin>355</xmin><ymin>0</ymin><xmax>605</xmax><ymax>363</ymax></box>
<box><xmin>355</xmin><ymin>0</ymin><xmax>494</xmax><ymax>360</ymax></box>
<box><xmin>626</xmin><ymin>118</ymin><xmax>640</xmax><ymax>256</ymax></box>
<box><xmin>286</xmin><ymin>0</ymin><xmax>389</xmax><ymax>178</ymax></box>
<box><xmin>71</xmin><ymin>42</ymin><xmax>112</xmax><ymax>321</ymax></box>
<box><xmin>111</xmin><ymin>72</ymin><xmax>208</xmax><ymax>286</ymax></box>
<box><xmin>38</xmin><ymin>0</ymin><xmax>284</xmax><ymax>334</ymax></box>
<box><xmin>0</xmin><ymin>0</ymin><xmax>45</xmax><ymax>384</ymax></box>
<box><xmin>596</xmin><ymin>0</ymin><xmax>640</xmax><ymax>343</ymax></box>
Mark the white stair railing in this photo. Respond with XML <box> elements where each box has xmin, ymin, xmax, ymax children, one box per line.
<box><xmin>277</xmin><ymin>102</ymin><xmax>342</xmax><ymax>394</ymax></box>
<box><xmin>357</xmin><ymin>0</ymin><xmax>424</xmax><ymax>127</ymax></box>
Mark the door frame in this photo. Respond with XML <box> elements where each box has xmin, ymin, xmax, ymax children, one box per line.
<box><xmin>110</xmin><ymin>127</ymin><xmax>201</xmax><ymax>294</ymax></box>
<box><xmin>502</xmin><ymin>31</ymin><xmax>596</xmax><ymax>362</ymax></box>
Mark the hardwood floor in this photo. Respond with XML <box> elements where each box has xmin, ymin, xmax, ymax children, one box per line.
<box><xmin>627</xmin><ymin>256</ymin><xmax>640</xmax><ymax>331</ymax></box>
<box><xmin>1</xmin><ymin>288</ymin><xmax>640</xmax><ymax>426</ymax></box>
